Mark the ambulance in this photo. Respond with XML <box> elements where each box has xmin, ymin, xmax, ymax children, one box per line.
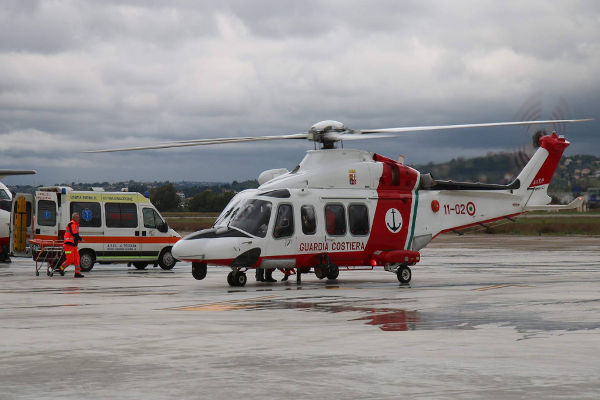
<box><xmin>11</xmin><ymin>187</ymin><xmax>181</xmax><ymax>271</ymax></box>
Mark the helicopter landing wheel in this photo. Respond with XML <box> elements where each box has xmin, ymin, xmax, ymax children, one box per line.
<box><xmin>228</xmin><ymin>270</ymin><xmax>247</xmax><ymax>287</ymax></box>
<box><xmin>191</xmin><ymin>262</ymin><xmax>207</xmax><ymax>280</ymax></box>
<box><xmin>314</xmin><ymin>264</ymin><xmax>329</xmax><ymax>279</ymax></box>
<box><xmin>396</xmin><ymin>265</ymin><xmax>411</xmax><ymax>284</ymax></box>
<box><xmin>326</xmin><ymin>263</ymin><xmax>339</xmax><ymax>280</ymax></box>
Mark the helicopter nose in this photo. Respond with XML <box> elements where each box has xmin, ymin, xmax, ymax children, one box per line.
<box><xmin>172</xmin><ymin>238</ymin><xmax>206</xmax><ymax>261</ymax></box>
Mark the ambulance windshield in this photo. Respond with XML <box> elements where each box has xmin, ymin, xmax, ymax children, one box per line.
<box><xmin>229</xmin><ymin>199</ymin><xmax>272</xmax><ymax>238</ymax></box>
<box><xmin>0</xmin><ymin>189</ymin><xmax>10</xmax><ymax>201</ymax></box>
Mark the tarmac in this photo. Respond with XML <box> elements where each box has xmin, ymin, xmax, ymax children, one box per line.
<box><xmin>1</xmin><ymin>235</ymin><xmax>599</xmax><ymax>399</ymax></box>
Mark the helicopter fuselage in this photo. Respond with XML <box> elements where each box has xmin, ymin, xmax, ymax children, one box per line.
<box><xmin>173</xmin><ymin>134</ymin><xmax>572</xmax><ymax>286</ymax></box>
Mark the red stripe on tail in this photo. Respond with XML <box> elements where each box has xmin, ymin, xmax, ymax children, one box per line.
<box><xmin>528</xmin><ymin>133</ymin><xmax>569</xmax><ymax>188</ymax></box>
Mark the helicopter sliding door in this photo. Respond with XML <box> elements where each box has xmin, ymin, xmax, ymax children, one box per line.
<box><xmin>322</xmin><ymin>200</ymin><xmax>372</xmax><ymax>266</ymax></box>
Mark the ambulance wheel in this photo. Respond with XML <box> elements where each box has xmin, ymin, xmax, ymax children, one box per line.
<box><xmin>314</xmin><ymin>264</ymin><xmax>328</xmax><ymax>280</ymax></box>
<box><xmin>227</xmin><ymin>271</ymin><xmax>234</xmax><ymax>286</ymax></box>
<box><xmin>229</xmin><ymin>271</ymin><xmax>247</xmax><ymax>287</ymax></box>
<box><xmin>192</xmin><ymin>262</ymin><xmax>207</xmax><ymax>280</ymax></box>
<box><xmin>79</xmin><ymin>251</ymin><xmax>95</xmax><ymax>272</ymax></box>
<box><xmin>133</xmin><ymin>262</ymin><xmax>148</xmax><ymax>270</ymax></box>
<box><xmin>326</xmin><ymin>264</ymin><xmax>339</xmax><ymax>280</ymax></box>
<box><xmin>158</xmin><ymin>247</ymin><xmax>177</xmax><ymax>270</ymax></box>
<box><xmin>396</xmin><ymin>265</ymin><xmax>411</xmax><ymax>284</ymax></box>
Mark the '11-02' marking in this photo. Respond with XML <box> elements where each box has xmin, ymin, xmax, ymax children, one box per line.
<box><xmin>444</xmin><ymin>202</ymin><xmax>476</xmax><ymax>216</ymax></box>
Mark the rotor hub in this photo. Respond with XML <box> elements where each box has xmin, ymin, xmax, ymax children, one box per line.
<box><xmin>307</xmin><ymin>120</ymin><xmax>348</xmax><ymax>148</ymax></box>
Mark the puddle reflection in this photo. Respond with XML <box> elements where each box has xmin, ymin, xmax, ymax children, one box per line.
<box><xmin>170</xmin><ymin>297</ymin><xmax>420</xmax><ymax>331</ymax></box>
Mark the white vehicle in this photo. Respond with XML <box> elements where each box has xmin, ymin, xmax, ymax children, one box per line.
<box><xmin>12</xmin><ymin>187</ymin><xmax>180</xmax><ymax>271</ymax></box>
<box><xmin>0</xmin><ymin>170</ymin><xmax>36</xmax><ymax>262</ymax></box>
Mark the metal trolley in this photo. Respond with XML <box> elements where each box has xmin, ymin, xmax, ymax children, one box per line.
<box><xmin>29</xmin><ymin>239</ymin><xmax>65</xmax><ymax>277</ymax></box>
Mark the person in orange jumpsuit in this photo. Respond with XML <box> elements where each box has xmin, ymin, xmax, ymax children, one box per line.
<box><xmin>60</xmin><ymin>212</ymin><xmax>84</xmax><ymax>278</ymax></box>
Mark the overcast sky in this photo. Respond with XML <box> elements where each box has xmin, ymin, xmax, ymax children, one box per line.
<box><xmin>1</xmin><ymin>0</ymin><xmax>599</xmax><ymax>186</ymax></box>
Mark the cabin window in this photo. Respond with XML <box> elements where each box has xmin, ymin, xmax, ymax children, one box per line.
<box><xmin>37</xmin><ymin>200</ymin><xmax>57</xmax><ymax>226</ymax></box>
<box><xmin>143</xmin><ymin>208</ymin><xmax>165</xmax><ymax>229</ymax></box>
<box><xmin>105</xmin><ymin>203</ymin><xmax>138</xmax><ymax>228</ymax></box>
<box><xmin>348</xmin><ymin>204</ymin><xmax>369</xmax><ymax>236</ymax></box>
<box><xmin>273</xmin><ymin>204</ymin><xmax>294</xmax><ymax>239</ymax></box>
<box><xmin>325</xmin><ymin>204</ymin><xmax>346</xmax><ymax>236</ymax></box>
<box><xmin>230</xmin><ymin>199</ymin><xmax>272</xmax><ymax>238</ymax></box>
<box><xmin>70</xmin><ymin>202</ymin><xmax>102</xmax><ymax>228</ymax></box>
<box><xmin>300</xmin><ymin>205</ymin><xmax>316</xmax><ymax>235</ymax></box>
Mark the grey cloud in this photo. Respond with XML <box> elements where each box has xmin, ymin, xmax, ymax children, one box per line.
<box><xmin>0</xmin><ymin>1</ymin><xmax>598</xmax><ymax>184</ymax></box>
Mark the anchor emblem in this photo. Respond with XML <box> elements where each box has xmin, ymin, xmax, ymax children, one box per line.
<box><xmin>385</xmin><ymin>208</ymin><xmax>403</xmax><ymax>233</ymax></box>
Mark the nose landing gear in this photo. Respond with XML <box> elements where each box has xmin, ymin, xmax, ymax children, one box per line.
<box><xmin>191</xmin><ymin>262</ymin><xmax>208</xmax><ymax>280</ymax></box>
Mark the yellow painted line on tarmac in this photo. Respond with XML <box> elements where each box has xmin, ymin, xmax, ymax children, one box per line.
<box><xmin>472</xmin><ymin>284</ymin><xmax>529</xmax><ymax>292</ymax></box>
<box><xmin>161</xmin><ymin>295</ymin><xmax>279</xmax><ymax>312</ymax></box>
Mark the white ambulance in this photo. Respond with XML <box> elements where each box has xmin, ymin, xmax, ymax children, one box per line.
<box><xmin>12</xmin><ymin>187</ymin><xmax>180</xmax><ymax>271</ymax></box>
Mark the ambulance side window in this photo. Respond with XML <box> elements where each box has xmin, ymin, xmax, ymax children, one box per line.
<box><xmin>105</xmin><ymin>203</ymin><xmax>138</xmax><ymax>228</ymax></box>
<box><xmin>325</xmin><ymin>204</ymin><xmax>346</xmax><ymax>236</ymax></box>
<box><xmin>300</xmin><ymin>205</ymin><xmax>316</xmax><ymax>235</ymax></box>
<box><xmin>143</xmin><ymin>208</ymin><xmax>164</xmax><ymax>229</ymax></box>
<box><xmin>38</xmin><ymin>200</ymin><xmax>57</xmax><ymax>226</ymax></box>
<box><xmin>348</xmin><ymin>204</ymin><xmax>369</xmax><ymax>236</ymax></box>
<box><xmin>273</xmin><ymin>204</ymin><xmax>294</xmax><ymax>239</ymax></box>
<box><xmin>70</xmin><ymin>202</ymin><xmax>101</xmax><ymax>228</ymax></box>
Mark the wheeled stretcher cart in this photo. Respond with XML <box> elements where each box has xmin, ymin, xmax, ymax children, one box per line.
<box><xmin>29</xmin><ymin>239</ymin><xmax>64</xmax><ymax>277</ymax></box>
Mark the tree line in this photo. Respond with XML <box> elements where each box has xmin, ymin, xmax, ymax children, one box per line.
<box><xmin>150</xmin><ymin>183</ymin><xmax>238</xmax><ymax>212</ymax></box>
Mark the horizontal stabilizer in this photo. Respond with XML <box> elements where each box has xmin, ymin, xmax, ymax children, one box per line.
<box><xmin>524</xmin><ymin>197</ymin><xmax>583</xmax><ymax>211</ymax></box>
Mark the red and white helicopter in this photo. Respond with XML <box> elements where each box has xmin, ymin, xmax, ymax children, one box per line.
<box><xmin>0</xmin><ymin>170</ymin><xmax>36</xmax><ymax>262</ymax></box>
<box><xmin>88</xmin><ymin>118</ymin><xmax>592</xmax><ymax>286</ymax></box>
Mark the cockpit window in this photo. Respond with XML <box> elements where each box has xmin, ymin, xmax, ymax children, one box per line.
<box><xmin>229</xmin><ymin>199</ymin><xmax>272</xmax><ymax>238</ymax></box>
<box><xmin>214</xmin><ymin>196</ymin><xmax>244</xmax><ymax>227</ymax></box>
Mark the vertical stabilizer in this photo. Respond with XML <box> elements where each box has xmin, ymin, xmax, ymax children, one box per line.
<box><xmin>515</xmin><ymin>133</ymin><xmax>570</xmax><ymax>206</ymax></box>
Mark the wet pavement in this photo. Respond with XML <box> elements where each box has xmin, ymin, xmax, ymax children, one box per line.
<box><xmin>1</xmin><ymin>235</ymin><xmax>599</xmax><ymax>399</ymax></box>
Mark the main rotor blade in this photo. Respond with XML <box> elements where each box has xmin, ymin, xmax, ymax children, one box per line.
<box><xmin>0</xmin><ymin>170</ymin><xmax>37</xmax><ymax>179</ymax></box>
<box><xmin>84</xmin><ymin>133</ymin><xmax>308</xmax><ymax>153</ymax></box>
<box><xmin>359</xmin><ymin>119</ymin><xmax>594</xmax><ymax>134</ymax></box>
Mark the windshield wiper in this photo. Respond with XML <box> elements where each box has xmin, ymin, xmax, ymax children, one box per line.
<box><xmin>226</xmin><ymin>207</ymin><xmax>240</xmax><ymax>229</ymax></box>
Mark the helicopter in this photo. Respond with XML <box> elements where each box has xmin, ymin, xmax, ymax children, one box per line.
<box><xmin>87</xmin><ymin>118</ymin><xmax>592</xmax><ymax>286</ymax></box>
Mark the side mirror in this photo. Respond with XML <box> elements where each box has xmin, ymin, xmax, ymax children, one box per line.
<box><xmin>158</xmin><ymin>221</ymin><xmax>169</xmax><ymax>233</ymax></box>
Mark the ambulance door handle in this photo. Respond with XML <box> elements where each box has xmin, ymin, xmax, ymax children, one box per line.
<box><xmin>142</xmin><ymin>231</ymin><xmax>147</xmax><ymax>237</ymax></box>
<box><xmin>35</xmin><ymin>229</ymin><xmax>40</xmax><ymax>234</ymax></box>
<box><xmin>135</xmin><ymin>231</ymin><xmax>139</xmax><ymax>236</ymax></box>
